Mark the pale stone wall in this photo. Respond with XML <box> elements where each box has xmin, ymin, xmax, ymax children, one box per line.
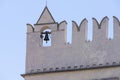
<box><xmin>25</xmin><ymin>16</ymin><xmax>120</xmax><ymax>74</ymax></box>
<box><xmin>23</xmin><ymin>6</ymin><xmax>120</xmax><ymax>80</ymax></box>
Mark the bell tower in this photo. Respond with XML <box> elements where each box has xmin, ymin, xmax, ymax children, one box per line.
<box><xmin>22</xmin><ymin>6</ymin><xmax>120</xmax><ymax>80</ymax></box>
<box><xmin>27</xmin><ymin>6</ymin><xmax>67</xmax><ymax>47</ymax></box>
<box><xmin>22</xmin><ymin>6</ymin><xmax>67</xmax><ymax>80</ymax></box>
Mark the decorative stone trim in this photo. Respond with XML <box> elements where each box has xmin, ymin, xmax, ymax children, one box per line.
<box><xmin>92</xmin><ymin>16</ymin><xmax>109</xmax><ymax>29</ymax></box>
<box><xmin>92</xmin><ymin>77</ymin><xmax>119</xmax><ymax>80</ymax></box>
<box><xmin>72</xmin><ymin>18</ymin><xmax>87</xmax><ymax>31</ymax></box>
<box><xmin>21</xmin><ymin>62</ymin><xmax>120</xmax><ymax>77</ymax></box>
<box><xmin>113</xmin><ymin>16</ymin><xmax>120</xmax><ymax>26</ymax></box>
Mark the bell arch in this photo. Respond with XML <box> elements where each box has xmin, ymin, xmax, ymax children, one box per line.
<box><xmin>40</xmin><ymin>26</ymin><xmax>51</xmax><ymax>33</ymax></box>
<box><xmin>40</xmin><ymin>26</ymin><xmax>52</xmax><ymax>47</ymax></box>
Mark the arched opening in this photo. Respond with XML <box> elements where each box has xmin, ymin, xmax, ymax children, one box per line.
<box><xmin>40</xmin><ymin>29</ymin><xmax>51</xmax><ymax>47</ymax></box>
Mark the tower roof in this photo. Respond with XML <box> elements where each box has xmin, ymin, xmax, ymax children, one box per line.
<box><xmin>36</xmin><ymin>6</ymin><xmax>55</xmax><ymax>24</ymax></box>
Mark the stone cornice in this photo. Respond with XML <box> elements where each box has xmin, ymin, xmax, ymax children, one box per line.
<box><xmin>21</xmin><ymin>62</ymin><xmax>120</xmax><ymax>77</ymax></box>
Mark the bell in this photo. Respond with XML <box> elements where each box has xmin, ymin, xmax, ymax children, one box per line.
<box><xmin>40</xmin><ymin>34</ymin><xmax>43</xmax><ymax>39</ymax></box>
<box><xmin>44</xmin><ymin>32</ymin><xmax>50</xmax><ymax>43</ymax></box>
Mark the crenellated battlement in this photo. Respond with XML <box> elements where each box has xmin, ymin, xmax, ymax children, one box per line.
<box><xmin>27</xmin><ymin>16</ymin><xmax>119</xmax><ymax>43</ymax></box>
<box><xmin>25</xmin><ymin>15</ymin><xmax>120</xmax><ymax>74</ymax></box>
<box><xmin>25</xmin><ymin>6</ymin><xmax>120</xmax><ymax>75</ymax></box>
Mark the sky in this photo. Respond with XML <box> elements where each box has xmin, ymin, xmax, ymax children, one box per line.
<box><xmin>0</xmin><ymin>0</ymin><xmax>120</xmax><ymax>80</ymax></box>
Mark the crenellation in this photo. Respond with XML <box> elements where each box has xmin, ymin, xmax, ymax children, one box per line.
<box><xmin>91</xmin><ymin>17</ymin><xmax>109</xmax><ymax>64</ymax></box>
<box><xmin>58</xmin><ymin>21</ymin><xmax>67</xmax><ymax>30</ymax></box>
<box><xmin>92</xmin><ymin>16</ymin><xmax>109</xmax><ymax>41</ymax></box>
<box><xmin>58</xmin><ymin>21</ymin><xmax>67</xmax><ymax>44</ymax></box>
<box><xmin>113</xmin><ymin>16</ymin><xmax>120</xmax><ymax>40</ymax></box>
<box><xmin>72</xmin><ymin>18</ymin><xmax>88</xmax><ymax>45</ymax></box>
<box><xmin>92</xmin><ymin>16</ymin><xmax>109</xmax><ymax>29</ymax></box>
<box><xmin>51</xmin><ymin>22</ymin><xmax>67</xmax><ymax>46</ymax></box>
<box><xmin>113</xmin><ymin>16</ymin><xmax>120</xmax><ymax>26</ymax></box>
<box><xmin>105</xmin><ymin>16</ymin><xmax>120</xmax><ymax>63</ymax></box>
<box><xmin>72</xmin><ymin>18</ymin><xmax>88</xmax><ymax>31</ymax></box>
<box><xmin>72</xmin><ymin>21</ymin><xmax>80</xmax><ymax>31</ymax></box>
<box><xmin>27</xmin><ymin>24</ymin><xmax>34</xmax><ymax>33</ymax></box>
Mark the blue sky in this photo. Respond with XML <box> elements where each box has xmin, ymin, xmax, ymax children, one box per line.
<box><xmin>0</xmin><ymin>0</ymin><xmax>120</xmax><ymax>80</ymax></box>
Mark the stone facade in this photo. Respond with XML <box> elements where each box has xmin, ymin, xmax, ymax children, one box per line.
<box><xmin>21</xmin><ymin>6</ymin><xmax>120</xmax><ymax>80</ymax></box>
